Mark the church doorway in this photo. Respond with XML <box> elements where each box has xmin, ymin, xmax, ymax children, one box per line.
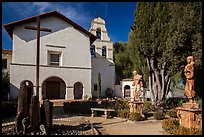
<box><xmin>42</xmin><ymin>76</ymin><xmax>66</xmax><ymax>100</ymax></box>
<box><xmin>74</xmin><ymin>82</ymin><xmax>83</xmax><ymax>99</ymax></box>
<box><xmin>124</xmin><ymin>85</ymin><xmax>131</xmax><ymax>98</ymax></box>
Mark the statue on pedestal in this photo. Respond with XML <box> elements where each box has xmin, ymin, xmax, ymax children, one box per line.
<box><xmin>132</xmin><ymin>70</ymin><xmax>143</xmax><ymax>102</ymax></box>
<box><xmin>176</xmin><ymin>55</ymin><xmax>202</xmax><ymax>129</ymax></box>
<box><xmin>184</xmin><ymin>56</ymin><xmax>195</xmax><ymax>103</ymax></box>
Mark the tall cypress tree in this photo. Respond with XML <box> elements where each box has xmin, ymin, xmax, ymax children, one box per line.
<box><xmin>97</xmin><ymin>73</ymin><xmax>101</xmax><ymax>98</ymax></box>
<box><xmin>129</xmin><ymin>2</ymin><xmax>202</xmax><ymax>104</ymax></box>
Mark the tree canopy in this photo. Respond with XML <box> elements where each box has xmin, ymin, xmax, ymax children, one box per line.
<box><xmin>127</xmin><ymin>2</ymin><xmax>202</xmax><ymax>103</ymax></box>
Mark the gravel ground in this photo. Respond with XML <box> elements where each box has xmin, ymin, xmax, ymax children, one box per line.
<box><xmin>2</xmin><ymin>116</ymin><xmax>99</xmax><ymax>135</ymax></box>
<box><xmin>2</xmin><ymin>113</ymin><xmax>170</xmax><ymax>135</ymax></box>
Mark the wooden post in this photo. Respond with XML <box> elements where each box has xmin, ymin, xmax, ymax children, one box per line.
<box><xmin>29</xmin><ymin>96</ymin><xmax>40</xmax><ymax>130</ymax></box>
<box><xmin>25</xmin><ymin>16</ymin><xmax>52</xmax><ymax>97</ymax></box>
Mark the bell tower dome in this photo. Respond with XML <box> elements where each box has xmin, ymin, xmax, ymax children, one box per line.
<box><xmin>89</xmin><ymin>17</ymin><xmax>113</xmax><ymax>61</ymax></box>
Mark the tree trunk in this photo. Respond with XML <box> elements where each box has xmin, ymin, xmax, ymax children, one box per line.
<box><xmin>146</xmin><ymin>57</ymin><xmax>155</xmax><ymax>104</ymax></box>
<box><xmin>146</xmin><ymin>57</ymin><xmax>170</xmax><ymax>104</ymax></box>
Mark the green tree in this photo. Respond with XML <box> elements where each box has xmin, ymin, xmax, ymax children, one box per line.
<box><xmin>113</xmin><ymin>42</ymin><xmax>133</xmax><ymax>84</ymax></box>
<box><xmin>97</xmin><ymin>73</ymin><xmax>101</xmax><ymax>98</ymax></box>
<box><xmin>129</xmin><ymin>2</ymin><xmax>202</xmax><ymax>104</ymax></box>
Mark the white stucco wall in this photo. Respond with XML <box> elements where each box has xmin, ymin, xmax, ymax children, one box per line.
<box><xmin>10</xmin><ymin>15</ymin><xmax>92</xmax><ymax>100</ymax></box>
<box><xmin>114</xmin><ymin>84</ymin><xmax>122</xmax><ymax>97</ymax></box>
<box><xmin>12</xmin><ymin>16</ymin><xmax>91</xmax><ymax>68</ymax></box>
<box><xmin>89</xmin><ymin>17</ymin><xmax>110</xmax><ymax>41</ymax></box>
<box><xmin>121</xmin><ymin>79</ymin><xmax>146</xmax><ymax>101</ymax></box>
<box><xmin>121</xmin><ymin>80</ymin><xmax>134</xmax><ymax>99</ymax></box>
<box><xmin>89</xmin><ymin>17</ymin><xmax>115</xmax><ymax>98</ymax></box>
<box><xmin>91</xmin><ymin>58</ymin><xmax>115</xmax><ymax>98</ymax></box>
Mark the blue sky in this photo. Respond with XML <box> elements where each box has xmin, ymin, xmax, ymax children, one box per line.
<box><xmin>2</xmin><ymin>2</ymin><xmax>137</xmax><ymax>49</ymax></box>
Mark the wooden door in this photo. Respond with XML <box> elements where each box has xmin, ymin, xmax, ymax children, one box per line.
<box><xmin>46</xmin><ymin>82</ymin><xmax>60</xmax><ymax>99</ymax></box>
<box><xmin>124</xmin><ymin>89</ymin><xmax>131</xmax><ymax>98</ymax></box>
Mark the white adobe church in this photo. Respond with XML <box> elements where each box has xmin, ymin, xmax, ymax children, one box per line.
<box><xmin>3</xmin><ymin>10</ymin><xmax>115</xmax><ymax>101</ymax></box>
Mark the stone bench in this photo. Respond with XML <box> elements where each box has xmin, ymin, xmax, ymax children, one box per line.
<box><xmin>91</xmin><ymin>108</ymin><xmax>115</xmax><ymax>119</ymax></box>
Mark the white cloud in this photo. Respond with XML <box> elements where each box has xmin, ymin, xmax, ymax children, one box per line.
<box><xmin>32</xmin><ymin>2</ymin><xmax>55</xmax><ymax>13</ymax></box>
<box><xmin>32</xmin><ymin>2</ymin><xmax>92</xmax><ymax>29</ymax></box>
<box><xmin>3</xmin><ymin>2</ymin><xmax>114</xmax><ymax>33</ymax></box>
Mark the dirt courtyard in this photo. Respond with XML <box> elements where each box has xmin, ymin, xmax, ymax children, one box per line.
<box><xmin>53</xmin><ymin>114</ymin><xmax>171</xmax><ymax>135</ymax></box>
<box><xmin>2</xmin><ymin>113</ymin><xmax>171</xmax><ymax>135</ymax></box>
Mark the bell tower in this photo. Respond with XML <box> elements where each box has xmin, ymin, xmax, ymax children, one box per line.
<box><xmin>89</xmin><ymin>17</ymin><xmax>113</xmax><ymax>61</ymax></box>
<box><xmin>89</xmin><ymin>17</ymin><xmax>115</xmax><ymax>98</ymax></box>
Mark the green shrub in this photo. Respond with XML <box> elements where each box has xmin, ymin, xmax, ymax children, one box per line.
<box><xmin>165</xmin><ymin>97</ymin><xmax>187</xmax><ymax>109</ymax></box>
<box><xmin>197</xmin><ymin>99</ymin><xmax>202</xmax><ymax>109</ymax></box>
<box><xmin>167</xmin><ymin>109</ymin><xmax>178</xmax><ymax>118</ymax></box>
<box><xmin>2</xmin><ymin>101</ymin><xmax>17</xmax><ymax>117</ymax></box>
<box><xmin>144</xmin><ymin>111</ymin><xmax>153</xmax><ymax>118</ymax></box>
<box><xmin>153</xmin><ymin>111</ymin><xmax>165</xmax><ymax>120</ymax></box>
<box><xmin>115</xmin><ymin>100</ymin><xmax>129</xmax><ymax>110</ymax></box>
<box><xmin>129</xmin><ymin>112</ymin><xmax>145</xmax><ymax>121</ymax></box>
<box><xmin>162</xmin><ymin>118</ymin><xmax>202</xmax><ymax>135</ymax></box>
<box><xmin>117</xmin><ymin>109</ymin><xmax>130</xmax><ymax>118</ymax></box>
<box><xmin>162</xmin><ymin>118</ymin><xmax>179</xmax><ymax>134</ymax></box>
<box><xmin>143</xmin><ymin>101</ymin><xmax>152</xmax><ymax>112</ymax></box>
<box><xmin>63</xmin><ymin>99</ymin><xmax>130</xmax><ymax>115</ymax></box>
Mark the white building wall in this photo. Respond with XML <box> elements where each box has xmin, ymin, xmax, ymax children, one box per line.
<box><xmin>89</xmin><ymin>17</ymin><xmax>115</xmax><ymax>98</ymax></box>
<box><xmin>121</xmin><ymin>80</ymin><xmax>134</xmax><ymax>99</ymax></box>
<box><xmin>10</xmin><ymin>16</ymin><xmax>92</xmax><ymax>100</ymax></box>
<box><xmin>13</xmin><ymin>16</ymin><xmax>91</xmax><ymax>68</ymax></box>
<box><xmin>91</xmin><ymin>58</ymin><xmax>115</xmax><ymax>98</ymax></box>
<box><xmin>114</xmin><ymin>84</ymin><xmax>122</xmax><ymax>97</ymax></box>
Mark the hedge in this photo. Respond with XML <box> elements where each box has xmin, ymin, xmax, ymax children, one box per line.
<box><xmin>162</xmin><ymin>118</ymin><xmax>202</xmax><ymax>135</ymax></box>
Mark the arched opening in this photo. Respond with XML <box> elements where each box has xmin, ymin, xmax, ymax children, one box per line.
<box><xmin>19</xmin><ymin>80</ymin><xmax>34</xmax><ymax>116</ymax></box>
<box><xmin>90</xmin><ymin>45</ymin><xmax>96</xmax><ymax>57</ymax></box>
<box><xmin>102</xmin><ymin>46</ymin><xmax>107</xmax><ymax>57</ymax></box>
<box><xmin>74</xmin><ymin>82</ymin><xmax>83</xmax><ymax>99</ymax></box>
<box><xmin>124</xmin><ymin>85</ymin><xmax>130</xmax><ymax>98</ymax></box>
<box><xmin>42</xmin><ymin>76</ymin><xmax>66</xmax><ymax>100</ymax></box>
<box><xmin>96</xmin><ymin>28</ymin><xmax>101</xmax><ymax>40</ymax></box>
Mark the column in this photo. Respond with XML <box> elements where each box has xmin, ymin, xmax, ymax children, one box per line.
<box><xmin>39</xmin><ymin>86</ymin><xmax>43</xmax><ymax>100</ymax></box>
<box><xmin>65</xmin><ymin>87</ymin><xmax>74</xmax><ymax>100</ymax></box>
<box><xmin>82</xmin><ymin>87</ymin><xmax>85</xmax><ymax>99</ymax></box>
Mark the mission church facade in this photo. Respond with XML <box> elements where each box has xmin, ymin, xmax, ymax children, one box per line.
<box><xmin>3</xmin><ymin>10</ymin><xmax>115</xmax><ymax>100</ymax></box>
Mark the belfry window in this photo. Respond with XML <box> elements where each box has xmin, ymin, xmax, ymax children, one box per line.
<box><xmin>90</xmin><ymin>45</ymin><xmax>96</xmax><ymax>57</ymax></box>
<box><xmin>102</xmin><ymin>46</ymin><xmax>107</xmax><ymax>57</ymax></box>
<box><xmin>96</xmin><ymin>28</ymin><xmax>101</xmax><ymax>40</ymax></box>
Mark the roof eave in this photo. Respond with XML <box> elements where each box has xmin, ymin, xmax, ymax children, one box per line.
<box><xmin>3</xmin><ymin>10</ymin><xmax>97</xmax><ymax>43</ymax></box>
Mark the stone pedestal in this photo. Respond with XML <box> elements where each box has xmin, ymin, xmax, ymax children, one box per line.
<box><xmin>129</xmin><ymin>101</ymin><xmax>144</xmax><ymax>116</ymax></box>
<box><xmin>176</xmin><ymin>102</ymin><xmax>202</xmax><ymax>129</ymax></box>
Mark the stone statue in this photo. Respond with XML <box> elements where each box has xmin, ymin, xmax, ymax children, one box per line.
<box><xmin>184</xmin><ymin>56</ymin><xmax>195</xmax><ymax>103</ymax></box>
<box><xmin>132</xmin><ymin>70</ymin><xmax>143</xmax><ymax>101</ymax></box>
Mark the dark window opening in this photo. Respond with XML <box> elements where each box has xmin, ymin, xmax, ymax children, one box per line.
<box><xmin>90</xmin><ymin>45</ymin><xmax>96</xmax><ymax>57</ymax></box>
<box><xmin>102</xmin><ymin>46</ymin><xmax>106</xmax><ymax>57</ymax></box>
<box><xmin>50</xmin><ymin>54</ymin><xmax>60</xmax><ymax>66</ymax></box>
<box><xmin>96</xmin><ymin>28</ymin><xmax>101</xmax><ymax>40</ymax></box>
<box><xmin>94</xmin><ymin>84</ymin><xmax>97</xmax><ymax>91</ymax></box>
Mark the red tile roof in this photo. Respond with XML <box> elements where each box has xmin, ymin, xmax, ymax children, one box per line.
<box><xmin>3</xmin><ymin>10</ymin><xmax>97</xmax><ymax>44</ymax></box>
<box><xmin>2</xmin><ymin>49</ymin><xmax>12</xmax><ymax>54</ymax></box>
